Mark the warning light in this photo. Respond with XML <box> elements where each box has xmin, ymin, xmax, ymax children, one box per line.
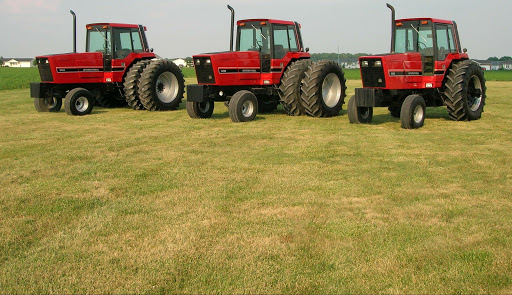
<box><xmin>260</xmin><ymin>22</ymin><xmax>267</xmax><ymax>25</ymax></box>
<box><xmin>240</xmin><ymin>23</ymin><xmax>246</xmax><ymax>26</ymax></box>
<box><xmin>421</xmin><ymin>21</ymin><xmax>429</xmax><ymax>25</ymax></box>
<box><xmin>396</xmin><ymin>22</ymin><xmax>403</xmax><ymax>27</ymax></box>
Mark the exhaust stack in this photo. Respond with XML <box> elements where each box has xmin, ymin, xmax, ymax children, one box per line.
<box><xmin>70</xmin><ymin>10</ymin><xmax>77</xmax><ymax>53</ymax></box>
<box><xmin>386</xmin><ymin>3</ymin><xmax>396</xmax><ymax>53</ymax></box>
<box><xmin>227</xmin><ymin>5</ymin><xmax>235</xmax><ymax>51</ymax></box>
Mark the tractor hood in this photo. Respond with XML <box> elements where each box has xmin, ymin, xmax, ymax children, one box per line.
<box><xmin>35</xmin><ymin>52</ymin><xmax>105</xmax><ymax>83</ymax></box>
<box><xmin>193</xmin><ymin>51</ymin><xmax>263</xmax><ymax>86</ymax></box>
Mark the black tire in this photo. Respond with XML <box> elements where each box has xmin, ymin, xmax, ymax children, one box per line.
<box><xmin>279</xmin><ymin>59</ymin><xmax>312</xmax><ymax>116</ymax></box>
<box><xmin>228</xmin><ymin>90</ymin><xmax>258</xmax><ymax>123</ymax></box>
<box><xmin>34</xmin><ymin>96</ymin><xmax>62</xmax><ymax>112</ymax></box>
<box><xmin>186</xmin><ymin>101</ymin><xmax>214</xmax><ymax>119</ymax></box>
<box><xmin>301</xmin><ymin>60</ymin><xmax>347</xmax><ymax>117</ymax></box>
<box><xmin>64</xmin><ymin>88</ymin><xmax>94</xmax><ymax>116</ymax></box>
<box><xmin>123</xmin><ymin>60</ymin><xmax>152</xmax><ymax>110</ymax></box>
<box><xmin>400</xmin><ymin>94</ymin><xmax>426</xmax><ymax>129</ymax></box>
<box><xmin>347</xmin><ymin>95</ymin><xmax>373</xmax><ymax>124</ymax></box>
<box><xmin>444</xmin><ymin>60</ymin><xmax>487</xmax><ymax>121</ymax></box>
<box><xmin>138</xmin><ymin>60</ymin><xmax>185</xmax><ymax>111</ymax></box>
<box><xmin>388</xmin><ymin>106</ymin><xmax>401</xmax><ymax>118</ymax></box>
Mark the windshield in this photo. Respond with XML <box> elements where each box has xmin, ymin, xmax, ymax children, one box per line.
<box><xmin>87</xmin><ymin>27</ymin><xmax>111</xmax><ymax>54</ymax></box>
<box><xmin>395</xmin><ymin>22</ymin><xmax>434</xmax><ymax>56</ymax></box>
<box><xmin>237</xmin><ymin>22</ymin><xmax>270</xmax><ymax>54</ymax></box>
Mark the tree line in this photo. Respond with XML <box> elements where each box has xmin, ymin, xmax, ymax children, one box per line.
<box><xmin>487</xmin><ymin>56</ymin><xmax>512</xmax><ymax>61</ymax></box>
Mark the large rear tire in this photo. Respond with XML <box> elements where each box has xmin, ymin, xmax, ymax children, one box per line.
<box><xmin>186</xmin><ymin>101</ymin><xmax>215</xmax><ymax>119</ymax></box>
<box><xmin>279</xmin><ymin>59</ymin><xmax>312</xmax><ymax>116</ymax></box>
<box><xmin>301</xmin><ymin>60</ymin><xmax>346</xmax><ymax>117</ymax></box>
<box><xmin>229</xmin><ymin>90</ymin><xmax>258</xmax><ymax>123</ymax></box>
<box><xmin>124</xmin><ymin>60</ymin><xmax>152</xmax><ymax>110</ymax></box>
<box><xmin>138</xmin><ymin>60</ymin><xmax>185</xmax><ymax>111</ymax></box>
<box><xmin>347</xmin><ymin>95</ymin><xmax>373</xmax><ymax>124</ymax></box>
<box><xmin>444</xmin><ymin>60</ymin><xmax>487</xmax><ymax>121</ymax></box>
<box><xmin>64</xmin><ymin>88</ymin><xmax>94</xmax><ymax>116</ymax></box>
<box><xmin>400</xmin><ymin>94</ymin><xmax>426</xmax><ymax>129</ymax></box>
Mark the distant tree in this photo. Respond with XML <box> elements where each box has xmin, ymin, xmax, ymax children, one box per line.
<box><xmin>499</xmin><ymin>56</ymin><xmax>512</xmax><ymax>61</ymax></box>
<box><xmin>33</xmin><ymin>59</ymin><xmax>37</xmax><ymax>67</ymax></box>
<box><xmin>487</xmin><ymin>57</ymin><xmax>499</xmax><ymax>61</ymax></box>
<box><xmin>0</xmin><ymin>56</ymin><xmax>3</xmax><ymax>66</ymax></box>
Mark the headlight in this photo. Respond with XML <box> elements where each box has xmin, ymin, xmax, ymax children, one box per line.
<box><xmin>361</xmin><ymin>60</ymin><xmax>369</xmax><ymax>67</ymax></box>
<box><xmin>206</xmin><ymin>59</ymin><xmax>211</xmax><ymax>64</ymax></box>
<box><xmin>374</xmin><ymin>60</ymin><xmax>382</xmax><ymax>67</ymax></box>
<box><xmin>195</xmin><ymin>59</ymin><xmax>200</xmax><ymax>65</ymax></box>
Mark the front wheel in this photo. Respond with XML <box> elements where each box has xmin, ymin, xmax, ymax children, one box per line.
<box><xmin>400</xmin><ymin>94</ymin><xmax>426</xmax><ymax>129</ymax></box>
<box><xmin>347</xmin><ymin>95</ymin><xmax>373</xmax><ymax>124</ymax></box>
<box><xmin>228</xmin><ymin>90</ymin><xmax>258</xmax><ymax>123</ymax></box>
<box><xmin>34</xmin><ymin>96</ymin><xmax>62</xmax><ymax>112</ymax></box>
<box><xmin>64</xmin><ymin>88</ymin><xmax>94</xmax><ymax>116</ymax></box>
<box><xmin>186</xmin><ymin>101</ymin><xmax>215</xmax><ymax>119</ymax></box>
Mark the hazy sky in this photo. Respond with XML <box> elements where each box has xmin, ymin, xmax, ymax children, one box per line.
<box><xmin>1</xmin><ymin>0</ymin><xmax>510</xmax><ymax>60</ymax></box>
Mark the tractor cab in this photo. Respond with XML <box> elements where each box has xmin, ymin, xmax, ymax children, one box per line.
<box><xmin>193</xmin><ymin>18</ymin><xmax>309</xmax><ymax>87</ymax></box>
<box><xmin>35</xmin><ymin>23</ymin><xmax>155</xmax><ymax>85</ymax></box>
<box><xmin>359</xmin><ymin>16</ymin><xmax>468</xmax><ymax>90</ymax></box>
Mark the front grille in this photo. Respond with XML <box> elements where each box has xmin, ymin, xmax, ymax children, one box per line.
<box><xmin>360</xmin><ymin>59</ymin><xmax>386</xmax><ymax>88</ymax></box>
<box><xmin>195</xmin><ymin>57</ymin><xmax>215</xmax><ymax>84</ymax></box>
<box><xmin>37</xmin><ymin>58</ymin><xmax>53</xmax><ymax>82</ymax></box>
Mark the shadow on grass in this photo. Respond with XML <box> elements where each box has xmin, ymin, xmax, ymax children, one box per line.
<box><xmin>368</xmin><ymin>107</ymin><xmax>452</xmax><ymax>125</ymax></box>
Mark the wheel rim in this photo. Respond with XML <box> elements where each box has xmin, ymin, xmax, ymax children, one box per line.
<box><xmin>468</xmin><ymin>75</ymin><xmax>483</xmax><ymax>112</ymax></box>
<box><xmin>156</xmin><ymin>72</ymin><xmax>179</xmax><ymax>103</ymax></box>
<box><xmin>198</xmin><ymin>102</ymin><xmax>210</xmax><ymax>113</ymax></box>
<box><xmin>322</xmin><ymin>73</ymin><xmax>342</xmax><ymax>108</ymax></box>
<box><xmin>75</xmin><ymin>96</ymin><xmax>89</xmax><ymax>112</ymax></box>
<box><xmin>45</xmin><ymin>97</ymin><xmax>58</xmax><ymax>108</ymax></box>
<box><xmin>359</xmin><ymin>107</ymin><xmax>370</xmax><ymax>119</ymax></box>
<box><xmin>413</xmin><ymin>105</ymin><xmax>424</xmax><ymax>124</ymax></box>
<box><xmin>242</xmin><ymin>100</ymin><xmax>254</xmax><ymax>118</ymax></box>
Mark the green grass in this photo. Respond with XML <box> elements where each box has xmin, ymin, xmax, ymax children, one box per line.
<box><xmin>0</xmin><ymin>67</ymin><xmax>40</xmax><ymax>90</ymax></box>
<box><xmin>0</xmin><ymin>79</ymin><xmax>511</xmax><ymax>293</ymax></box>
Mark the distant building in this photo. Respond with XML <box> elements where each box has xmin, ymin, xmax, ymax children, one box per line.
<box><xmin>3</xmin><ymin>58</ymin><xmax>35</xmax><ymax>68</ymax></box>
<box><xmin>339</xmin><ymin>58</ymin><xmax>360</xmax><ymax>69</ymax></box>
<box><xmin>474</xmin><ymin>59</ymin><xmax>512</xmax><ymax>71</ymax></box>
<box><xmin>503</xmin><ymin>61</ymin><xmax>512</xmax><ymax>70</ymax></box>
<box><xmin>173</xmin><ymin>58</ymin><xmax>187</xmax><ymax>68</ymax></box>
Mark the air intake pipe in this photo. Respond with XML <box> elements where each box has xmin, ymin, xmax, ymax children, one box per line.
<box><xmin>227</xmin><ymin>5</ymin><xmax>235</xmax><ymax>51</ymax></box>
<box><xmin>70</xmin><ymin>10</ymin><xmax>76</xmax><ymax>53</ymax></box>
<box><xmin>386</xmin><ymin>3</ymin><xmax>395</xmax><ymax>53</ymax></box>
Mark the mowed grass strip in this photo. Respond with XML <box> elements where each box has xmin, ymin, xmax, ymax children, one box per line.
<box><xmin>0</xmin><ymin>79</ymin><xmax>511</xmax><ymax>293</ymax></box>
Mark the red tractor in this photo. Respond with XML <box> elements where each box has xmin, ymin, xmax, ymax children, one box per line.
<box><xmin>348</xmin><ymin>4</ymin><xmax>486</xmax><ymax>129</ymax></box>
<box><xmin>186</xmin><ymin>6</ymin><xmax>347</xmax><ymax>122</ymax></box>
<box><xmin>31</xmin><ymin>11</ymin><xmax>185</xmax><ymax>116</ymax></box>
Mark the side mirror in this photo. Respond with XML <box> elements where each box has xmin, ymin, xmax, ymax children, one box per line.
<box><xmin>150</xmin><ymin>48</ymin><xmax>154</xmax><ymax>53</ymax></box>
<box><xmin>306</xmin><ymin>47</ymin><xmax>310</xmax><ymax>53</ymax></box>
<box><xmin>463</xmin><ymin>48</ymin><xmax>468</xmax><ymax>53</ymax></box>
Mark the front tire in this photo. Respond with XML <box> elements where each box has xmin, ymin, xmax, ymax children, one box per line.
<box><xmin>34</xmin><ymin>96</ymin><xmax>62</xmax><ymax>112</ymax></box>
<box><xmin>347</xmin><ymin>95</ymin><xmax>373</xmax><ymax>124</ymax></box>
<box><xmin>139</xmin><ymin>60</ymin><xmax>185</xmax><ymax>111</ymax></box>
<box><xmin>228</xmin><ymin>90</ymin><xmax>258</xmax><ymax>123</ymax></box>
<box><xmin>186</xmin><ymin>101</ymin><xmax>214</xmax><ymax>119</ymax></box>
<box><xmin>64</xmin><ymin>88</ymin><xmax>94</xmax><ymax>116</ymax></box>
<box><xmin>444</xmin><ymin>60</ymin><xmax>487</xmax><ymax>121</ymax></box>
<box><xmin>400</xmin><ymin>94</ymin><xmax>426</xmax><ymax>129</ymax></box>
<box><xmin>301</xmin><ymin>60</ymin><xmax>346</xmax><ymax>117</ymax></box>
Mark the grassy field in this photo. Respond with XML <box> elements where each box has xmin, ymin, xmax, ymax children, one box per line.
<box><xmin>0</xmin><ymin>75</ymin><xmax>511</xmax><ymax>293</ymax></box>
<box><xmin>2</xmin><ymin>66</ymin><xmax>512</xmax><ymax>91</ymax></box>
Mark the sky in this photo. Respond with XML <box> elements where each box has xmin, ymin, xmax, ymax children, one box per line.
<box><xmin>0</xmin><ymin>0</ymin><xmax>510</xmax><ymax>60</ymax></box>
